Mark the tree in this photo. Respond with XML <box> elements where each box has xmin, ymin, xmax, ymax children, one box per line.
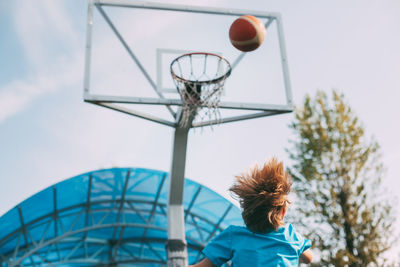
<box><xmin>286</xmin><ymin>90</ymin><xmax>396</xmax><ymax>266</ymax></box>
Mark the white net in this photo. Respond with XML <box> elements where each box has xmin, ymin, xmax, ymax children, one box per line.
<box><xmin>171</xmin><ymin>53</ymin><xmax>231</xmax><ymax>127</ymax></box>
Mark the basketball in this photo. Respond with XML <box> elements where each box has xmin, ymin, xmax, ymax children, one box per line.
<box><xmin>229</xmin><ymin>15</ymin><xmax>266</xmax><ymax>52</ymax></box>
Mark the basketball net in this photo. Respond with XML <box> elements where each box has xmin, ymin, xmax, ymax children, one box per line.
<box><xmin>171</xmin><ymin>52</ymin><xmax>232</xmax><ymax>128</ymax></box>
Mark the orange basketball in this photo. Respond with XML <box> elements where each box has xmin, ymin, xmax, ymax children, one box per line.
<box><xmin>229</xmin><ymin>15</ymin><xmax>266</xmax><ymax>52</ymax></box>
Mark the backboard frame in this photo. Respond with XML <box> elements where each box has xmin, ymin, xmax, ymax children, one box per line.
<box><xmin>83</xmin><ymin>0</ymin><xmax>294</xmax><ymax>128</ymax></box>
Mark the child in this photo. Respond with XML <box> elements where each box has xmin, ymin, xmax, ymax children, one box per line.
<box><xmin>190</xmin><ymin>158</ymin><xmax>312</xmax><ymax>267</ymax></box>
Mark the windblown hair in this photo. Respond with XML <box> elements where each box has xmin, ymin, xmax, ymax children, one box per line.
<box><xmin>230</xmin><ymin>158</ymin><xmax>292</xmax><ymax>233</ymax></box>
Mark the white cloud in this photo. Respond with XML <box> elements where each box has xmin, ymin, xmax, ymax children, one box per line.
<box><xmin>13</xmin><ymin>0</ymin><xmax>79</xmax><ymax>69</ymax></box>
<box><xmin>0</xmin><ymin>79</ymin><xmax>49</xmax><ymax>122</ymax></box>
<box><xmin>0</xmin><ymin>1</ymin><xmax>83</xmax><ymax>123</ymax></box>
<box><xmin>0</xmin><ymin>53</ymin><xmax>82</xmax><ymax>123</ymax></box>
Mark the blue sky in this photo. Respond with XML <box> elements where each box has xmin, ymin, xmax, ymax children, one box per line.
<box><xmin>1</xmin><ymin>0</ymin><xmax>400</xmax><ymax>258</ymax></box>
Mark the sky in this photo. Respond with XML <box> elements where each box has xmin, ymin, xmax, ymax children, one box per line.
<box><xmin>1</xmin><ymin>0</ymin><xmax>400</xmax><ymax>258</ymax></box>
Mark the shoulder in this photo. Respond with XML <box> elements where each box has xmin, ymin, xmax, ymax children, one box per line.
<box><xmin>284</xmin><ymin>223</ymin><xmax>294</xmax><ymax>233</ymax></box>
<box><xmin>218</xmin><ymin>225</ymin><xmax>254</xmax><ymax>240</ymax></box>
<box><xmin>280</xmin><ymin>223</ymin><xmax>303</xmax><ymax>244</ymax></box>
<box><xmin>227</xmin><ymin>225</ymin><xmax>246</xmax><ymax>231</ymax></box>
<box><xmin>210</xmin><ymin>225</ymin><xmax>237</xmax><ymax>242</ymax></box>
<box><xmin>225</xmin><ymin>225</ymin><xmax>252</xmax><ymax>235</ymax></box>
<box><xmin>283</xmin><ymin>223</ymin><xmax>312</xmax><ymax>253</ymax></box>
<box><xmin>282</xmin><ymin>223</ymin><xmax>297</xmax><ymax>238</ymax></box>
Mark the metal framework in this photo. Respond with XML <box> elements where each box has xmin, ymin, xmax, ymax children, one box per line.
<box><xmin>83</xmin><ymin>0</ymin><xmax>293</xmax><ymax>128</ymax></box>
<box><xmin>0</xmin><ymin>168</ymin><xmax>241</xmax><ymax>267</ymax></box>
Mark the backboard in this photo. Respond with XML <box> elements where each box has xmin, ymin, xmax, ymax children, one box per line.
<box><xmin>83</xmin><ymin>0</ymin><xmax>293</xmax><ymax>128</ymax></box>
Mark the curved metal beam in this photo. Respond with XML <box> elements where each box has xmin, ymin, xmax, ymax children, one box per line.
<box><xmin>1</xmin><ymin>197</ymin><xmax>227</xmax><ymax>250</ymax></box>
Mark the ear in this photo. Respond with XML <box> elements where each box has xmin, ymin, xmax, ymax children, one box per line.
<box><xmin>282</xmin><ymin>205</ymin><xmax>287</xmax><ymax>218</ymax></box>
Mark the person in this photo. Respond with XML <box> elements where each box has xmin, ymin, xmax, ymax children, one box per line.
<box><xmin>189</xmin><ymin>158</ymin><xmax>312</xmax><ymax>267</ymax></box>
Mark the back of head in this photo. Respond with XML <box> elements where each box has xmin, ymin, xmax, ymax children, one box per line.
<box><xmin>229</xmin><ymin>158</ymin><xmax>292</xmax><ymax>233</ymax></box>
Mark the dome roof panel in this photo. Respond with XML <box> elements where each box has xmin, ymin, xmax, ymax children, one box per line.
<box><xmin>0</xmin><ymin>167</ymin><xmax>243</xmax><ymax>266</ymax></box>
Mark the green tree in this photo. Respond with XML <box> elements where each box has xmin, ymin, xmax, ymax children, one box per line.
<box><xmin>287</xmin><ymin>90</ymin><xmax>396</xmax><ymax>266</ymax></box>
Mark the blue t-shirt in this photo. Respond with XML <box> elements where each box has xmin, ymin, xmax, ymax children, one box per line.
<box><xmin>202</xmin><ymin>223</ymin><xmax>311</xmax><ymax>267</ymax></box>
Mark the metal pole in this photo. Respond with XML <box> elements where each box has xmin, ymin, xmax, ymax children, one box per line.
<box><xmin>83</xmin><ymin>0</ymin><xmax>94</xmax><ymax>99</ymax></box>
<box><xmin>275</xmin><ymin>14</ymin><xmax>293</xmax><ymax>106</ymax></box>
<box><xmin>166</xmin><ymin>126</ymin><xmax>190</xmax><ymax>267</ymax></box>
<box><xmin>97</xmin><ymin>0</ymin><xmax>280</xmax><ymax>19</ymax></box>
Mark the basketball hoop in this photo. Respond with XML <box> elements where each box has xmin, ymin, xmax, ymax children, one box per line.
<box><xmin>171</xmin><ymin>52</ymin><xmax>232</xmax><ymax>127</ymax></box>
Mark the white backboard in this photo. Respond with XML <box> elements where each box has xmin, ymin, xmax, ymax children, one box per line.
<box><xmin>83</xmin><ymin>0</ymin><xmax>293</xmax><ymax>127</ymax></box>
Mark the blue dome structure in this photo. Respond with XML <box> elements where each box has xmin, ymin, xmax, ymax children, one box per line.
<box><xmin>0</xmin><ymin>168</ymin><xmax>242</xmax><ymax>266</ymax></box>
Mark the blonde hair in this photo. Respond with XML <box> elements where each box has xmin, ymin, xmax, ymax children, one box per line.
<box><xmin>229</xmin><ymin>158</ymin><xmax>292</xmax><ymax>232</ymax></box>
